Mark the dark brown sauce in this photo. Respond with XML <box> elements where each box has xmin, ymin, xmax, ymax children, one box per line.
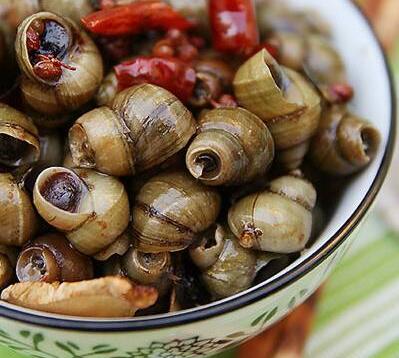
<box><xmin>40</xmin><ymin>172</ymin><xmax>82</xmax><ymax>213</ymax></box>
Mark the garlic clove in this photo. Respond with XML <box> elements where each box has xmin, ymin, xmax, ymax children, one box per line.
<box><xmin>1</xmin><ymin>276</ymin><xmax>158</xmax><ymax>317</ymax></box>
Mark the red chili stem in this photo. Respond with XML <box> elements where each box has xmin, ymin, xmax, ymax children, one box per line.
<box><xmin>81</xmin><ymin>1</ymin><xmax>194</xmax><ymax>36</ymax></box>
<box><xmin>114</xmin><ymin>56</ymin><xmax>196</xmax><ymax>102</ymax></box>
<box><xmin>209</xmin><ymin>0</ymin><xmax>259</xmax><ymax>55</ymax></box>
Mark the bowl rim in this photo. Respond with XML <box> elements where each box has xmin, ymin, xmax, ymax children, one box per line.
<box><xmin>0</xmin><ymin>0</ymin><xmax>396</xmax><ymax>332</ymax></box>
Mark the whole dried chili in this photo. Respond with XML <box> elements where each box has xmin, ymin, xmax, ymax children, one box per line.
<box><xmin>114</xmin><ymin>56</ymin><xmax>196</xmax><ymax>102</ymax></box>
<box><xmin>81</xmin><ymin>1</ymin><xmax>194</xmax><ymax>37</ymax></box>
<box><xmin>209</xmin><ymin>0</ymin><xmax>259</xmax><ymax>55</ymax></box>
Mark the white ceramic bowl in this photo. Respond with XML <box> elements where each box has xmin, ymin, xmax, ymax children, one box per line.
<box><xmin>0</xmin><ymin>1</ymin><xmax>395</xmax><ymax>357</ymax></box>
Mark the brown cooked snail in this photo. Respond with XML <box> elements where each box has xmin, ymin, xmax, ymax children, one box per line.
<box><xmin>233</xmin><ymin>49</ymin><xmax>321</xmax><ymax>170</ymax></box>
<box><xmin>0</xmin><ymin>245</ymin><xmax>18</xmax><ymax>289</ymax></box>
<box><xmin>228</xmin><ymin>171</ymin><xmax>317</xmax><ymax>253</ymax></box>
<box><xmin>310</xmin><ymin>105</ymin><xmax>381</xmax><ymax>176</ymax></box>
<box><xmin>122</xmin><ymin>248</ymin><xmax>172</xmax><ymax>296</ymax></box>
<box><xmin>131</xmin><ymin>170</ymin><xmax>221</xmax><ymax>253</ymax></box>
<box><xmin>69</xmin><ymin>84</ymin><xmax>196</xmax><ymax>176</ymax></box>
<box><xmin>96</xmin><ymin>71</ymin><xmax>118</xmax><ymax>107</ymax></box>
<box><xmin>194</xmin><ymin>225</ymin><xmax>279</xmax><ymax>299</ymax></box>
<box><xmin>0</xmin><ymin>103</ymin><xmax>40</xmax><ymax>168</ymax></box>
<box><xmin>186</xmin><ymin>107</ymin><xmax>274</xmax><ymax>186</ymax></box>
<box><xmin>0</xmin><ymin>172</ymin><xmax>39</xmax><ymax>246</ymax></box>
<box><xmin>16</xmin><ymin>233</ymin><xmax>93</xmax><ymax>283</ymax></box>
<box><xmin>15</xmin><ymin>12</ymin><xmax>103</xmax><ymax>115</ymax></box>
<box><xmin>33</xmin><ymin>167</ymin><xmax>130</xmax><ymax>255</ymax></box>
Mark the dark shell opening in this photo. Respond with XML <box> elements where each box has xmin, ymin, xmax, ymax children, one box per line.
<box><xmin>195</xmin><ymin>153</ymin><xmax>221</xmax><ymax>179</ymax></box>
<box><xmin>40</xmin><ymin>171</ymin><xmax>84</xmax><ymax>213</ymax></box>
<box><xmin>0</xmin><ymin>133</ymin><xmax>31</xmax><ymax>166</ymax></box>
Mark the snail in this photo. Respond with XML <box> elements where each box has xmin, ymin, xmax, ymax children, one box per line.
<box><xmin>0</xmin><ymin>173</ymin><xmax>39</xmax><ymax>246</ymax></box>
<box><xmin>0</xmin><ymin>245</ymin><xmax>18</xmax><ymax>289</ymax></box>
<box><xmin>122</xmin><ymin>248</ymin><xmax>172</xmax><ymax>296</ymax></box>
<box><xmin>15</xmin><ymin>12</ymin><xmax>103</xmax><ymax>115</ymax></box>
<box><xmin>310</xmin><ymin>105</ymin><xmax>381</xmax><ymax>176</ymax></box>
<box><xmin>191</xmin><ymin>225</ymin><xmax>281</xmax><ymax>299</ymax></box>
<box><xmin>33</xmin><ymin>167</ymin><xmax>130</xmax><ymax>255</ymax></box>
<box><xmin>233</xmin><ymin>49</ymin><xmax>321</xmax><ymax>170</ymax></box>
<box><xmin>69</xmin><ymin>84</ymin><xmax>196</xmax><ymax>177</ymax></box>
<box><xmin>268</xmin><ymin>32</ymin><xmax>352</xmax><ymax>103</ymax></box>
<box><xmin>228</xmin><ymin>171</ymin><xmax>317</xmax><ymax>253</ymax></box>
<box><xmin>0</xmin><ymin>103</ymin><xmax>40</xmax><ymax>168</ymax></box>
<box><xmin>186</xmin><ymin>107</ymin><xmax>274</xmax><ymax>186</ymax></box>
<box><xmin>96</xmin><ymin>71</ymin><xmax>118</xmax><ymax>107</ymax></box>
<box><xmin>189</xmin><ymin>58</ymin><xmax>234</xmax><ymax>108</ymax></box>
<box><xmin>16</xmin><ymin>233</ymin><xmax>94</xmax><ymax>283</ymax></box>
<box><xmin>131</xmin><ymin>170</ymin><xmax>221</xmax><ymax>253</ymax></box>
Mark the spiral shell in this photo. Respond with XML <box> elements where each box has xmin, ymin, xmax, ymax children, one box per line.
<box><xmin>233</xmin><ymin>49</ymin><xmax>321</xmax><ymax>170</ymax></box>
<box><xmin>310</xmin><ymin>105</ymin><xmax>381</xmax><ymax>176</ymax></box>
<box><xmin>0</xmin><ymin>103</ymin><xmax>40</xmax><ymax>167</ymax></box>
<box><xmin>228</xmin><ymin>172</ymin><xmax>317</xmax><ymax>253</ymax></box>
<box><xmin>15</xmin><ymin>12</ymin><xmax>103</xmax><ymax>115</ymax></box>
<box><xmin>0</xmin><ymin>173</ymin><xmax>39</xmax><ymax>246</ymax></box>
<box><xmin>131</xmin><ymin>170</ymin><xmax>221</xmax><ymax>253</ymax></box>
<box><xmin>33</xmin><ymin>167</ymin><xmax>130</xmax><ymax>255</ymax></box>
<box><xmin>186</xmin><ymin>107</ymin><xmax>274</xmax><ymax>186</ymax></box>
<box><xmin>69</xmin><ymin>84</ymin><xmax>196</xmax><ymax>176</ymax></box>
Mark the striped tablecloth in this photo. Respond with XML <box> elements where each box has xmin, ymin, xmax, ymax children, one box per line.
<box><xmin>1</xmin><ymin>1</ymin><xmax>398</xmax><ymax>358</ymax></box>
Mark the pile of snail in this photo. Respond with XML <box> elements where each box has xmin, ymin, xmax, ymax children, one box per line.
<box><xmin>0</xmin><ymin>0</ymin><xmax>381</xmax><ymax>318</ymax></box>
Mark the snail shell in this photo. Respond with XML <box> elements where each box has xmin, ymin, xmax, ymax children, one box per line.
<box><xmin>122</xmin><ymin>248</ymin><xmax>172</xmax><ymax>296</ymax></box>
<box><xmin>0</xmin><ymin>244</ymin><xmax>18</xmax><ymax>289</ymax></box>
<box><xmin>0</xmin><ymin>103</ymin><xmax>40</xmax><ymax>167</ymax></box>
<box><xmin>233</xmin><ymin>49</ymin><xmax>321</xmax><ymax>170</ymax></box>
<box><xmin>40</xmin><ymin>0</ymin><xmax>93</xmax><ymax>24</ymax></box>
<box><xmin>198</xmin><ymin>226</ymin><xmax>257</xmax><ymax>299</ymax></box>
<box><xmin>186</xmin><ymin>107</ymin><xmax>274</xmax><ymax>186</ymax></box>
<box><xmin>69</xmin><ymin>84</ymin><xmax>196</xmax><ymax>176</ymax></box>
<box><xmin>0</xmin><ymin>173</ymin><xmax>39</xmax><ymax>246</ymax></box>
<box><xmin>131</xmin><ymin>170</ymin><xmax>221</xmax><ymax>253</ymax></box>
<box><xmin>15</xmin><ymin>12</ymin><xmax>103</xmax><ymax>115</ymax></box>
<box><xmin>310</xmin><ymin>105</ymin><xmax>381</xmax><ymax>176</ymax></box>
<box><xmin>228</xmin><ymin>172</ymin><xmax>317</xmax><ymax>253</ymax></box>
<box><xmin>33</xmin><ymin>167</ymin><xmax>130</xmax><ymax>255</ymax></box>
<box><xmin>16</xmin><ymin>233</ymin><xmax>93</xmax><ymax>283</ymax></box>
<box><xmin>96</xmin><ymin>71</ymin><xmax>118</xmax><ymax>107</ymax></box>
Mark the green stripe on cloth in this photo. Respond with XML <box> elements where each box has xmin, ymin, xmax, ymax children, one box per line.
<box><xmin>305</xmin><ymin>215</ymin><xmax>399</xmax><ymax>358</ymax></box>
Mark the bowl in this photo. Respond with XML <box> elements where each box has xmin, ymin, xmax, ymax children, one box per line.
<box><xmin>0</xmin><ymin>1</ymin><xmax>396</xmax><ymax>357</ymax></box>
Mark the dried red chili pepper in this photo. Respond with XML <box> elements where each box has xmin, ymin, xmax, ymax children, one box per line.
<box><xmin>114</xmin><ymin>56</ymin><xmax>196</xmax><ymax>102</ymax></box>
<box><xmin>209</xmin><ymin>0</ymin><xmax>259</xmax><ymax>55</ymax></box>
<box><xmin>81</xmin><ymin>1</ymin><xmax>193</xmax><ymax>37</ymax></box>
